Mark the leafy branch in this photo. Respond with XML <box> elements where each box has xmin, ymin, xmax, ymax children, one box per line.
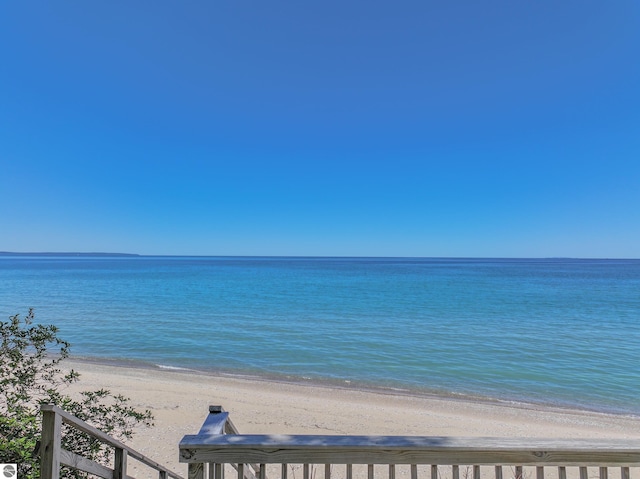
<box><xmin>0</xmin><ymin>309</ymin><xmax>153</xmax><ymax>479</ymax></box>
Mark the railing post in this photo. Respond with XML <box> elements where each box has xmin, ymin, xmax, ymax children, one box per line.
<box><xmin>114</xmin><ymin>447</ymin><xmax>128</xmax><ymax>479</ymax></box>
<box><xmin>40</xmin><ymin>407</ymin><xmax>62</xmax><ymax>479</ymax></box>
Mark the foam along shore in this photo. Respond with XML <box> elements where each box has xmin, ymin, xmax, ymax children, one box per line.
<box><xmin>62</xmin><ymin>359</ymin><xmax>640</xmax><ymax>479</ymax></box>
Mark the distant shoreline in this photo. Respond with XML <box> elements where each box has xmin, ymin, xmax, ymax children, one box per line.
<box><xmin>0</xmin><ymin>252</ymin><xmax>141</xmax><ymax>257</ymax></box>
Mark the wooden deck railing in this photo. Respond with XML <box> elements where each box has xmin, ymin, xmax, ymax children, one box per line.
<box><xmin>40</xmin><ymin>404</ymin><xmax>184</xmax><ymax>479</ymax></box>
<box><xmin>180</xmin><ymin>407</ymin><xmax>640</xmax><ymax>479</ymax></box>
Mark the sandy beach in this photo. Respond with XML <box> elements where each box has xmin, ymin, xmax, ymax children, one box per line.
<box><xmin>60</xmin><ymin>359</ymin><xmax>640</xmax><ymax>478</ymax></box>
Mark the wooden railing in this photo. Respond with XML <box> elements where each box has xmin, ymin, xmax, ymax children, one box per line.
<box><xmin>179</xmin><ymin>407</ymin><xmax>640</xmax><ymax>479</ymax></box>
<box><xmin>40</xmin><ymin>404</ymin><xmax>184</xmax><ymax>479</ymax></box>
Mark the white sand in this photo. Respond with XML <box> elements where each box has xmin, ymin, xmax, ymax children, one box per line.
<box><xmin>61</xmin><ymin>360</ymin><xmax>640</xmax><ymax>479</ymax></box>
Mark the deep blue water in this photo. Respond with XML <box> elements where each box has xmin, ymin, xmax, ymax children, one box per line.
<box><xmin>1</xmin><ymin>256</ymin><xmax>639</xmax><ymax>414</ymax></box>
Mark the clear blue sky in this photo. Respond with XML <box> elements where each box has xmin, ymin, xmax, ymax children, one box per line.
<box><xmin>1</xmin><ymin>1</ymin><xmax>639</xmax><ymax>257</ymax></box>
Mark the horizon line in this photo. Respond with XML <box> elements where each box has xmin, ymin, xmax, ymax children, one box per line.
<box><xmin>1</xmin><ymin>252</ymin><xmax>638</xmax><ymax>261</ymax></box>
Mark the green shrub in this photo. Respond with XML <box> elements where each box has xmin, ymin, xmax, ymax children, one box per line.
<box><xmin>0</xmin><ymin>309</ymin><xmax>153</xmax><ymax>479</ymax></box>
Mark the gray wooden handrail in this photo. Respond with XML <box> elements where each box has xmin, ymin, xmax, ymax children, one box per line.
<box><xmin>40</xmin><ymin>404</ymin><xmax>184</xmax><ymax>479</ymax></box>
<box><xmin>179</xmin><ymin>407</ymin><xmax>640</xmax><ymax>479</ymax></box>
<box><xmin>179</xmin><ymin>434</ymin><xmax>640</xmax><ymax>466</ymax></box>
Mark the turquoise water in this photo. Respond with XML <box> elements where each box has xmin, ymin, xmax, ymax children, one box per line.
<box><xmin>1</xmin><ymin>256</ymin><xmax>639</xmax><ymax>414</ymax></box>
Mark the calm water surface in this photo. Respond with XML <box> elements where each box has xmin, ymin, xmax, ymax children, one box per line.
<box><xmin>1</xmin><ymin>256</ymin><xmax>639</xmax><ymax>414</ymax></box>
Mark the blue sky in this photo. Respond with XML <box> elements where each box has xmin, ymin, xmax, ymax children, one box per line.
<box><xmin>1</xmin><ymin>1</ymin><xmax>639</xmax><ymax>257</ymax></box>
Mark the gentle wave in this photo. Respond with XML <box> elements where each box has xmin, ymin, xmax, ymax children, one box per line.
<box><xmin>155</xmin><ymin>364</ymin><xmax>199</xmax><ymax>372</ymax></box>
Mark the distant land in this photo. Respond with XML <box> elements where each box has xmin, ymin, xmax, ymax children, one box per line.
<box><xmin>0</xmin><ymin>252</ymin><xmax>140</xmax><ymax>257</ymax></box>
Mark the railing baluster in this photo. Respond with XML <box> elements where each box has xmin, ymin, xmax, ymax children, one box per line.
<box><xmin>325</xmin><ymin>464</ymin><xmax>331</xmax><ymax>479</ymax></box>
<box><xmin>579</xmin><ymin>467</ymin><xmax>588</xmax><ymax>479</ymax></box>
<box><xmin>431</xmin><ymin>465</ymin><xmax>438</xmax><ymax>479</ymax></box>
<box><xmin>238</xmin><ymin>464</ymin><xmax>244</xmax><ymax>479</ymax></box>
<box><xmin>212</xmin><ymin>463</ymin><xmax>223</xmax><ymax>479</ymax></box>
<box><xmin>600</xmin><ymin>467</ymin><xmax>608</xmax><ymax>479</ymax></box>
<box><xmin>495</xmin><ymin>465</ymin><xmax>503</xmax><ymax>479</ymax></box>
<box><xmin>558</xmin><ymin>466</ymin><xmax>566</xmax><ymax>479</ymax></box>
<box><xmin>369</xmin><ymin>464</ymin><xmax>374</xmax><ymax>479</ymax></box>
<box><xmin>452</xmin><ymin>465</ymin><xmax>459</xmax><ymax>479</ymax></box>
<box><xmin>389</xmin><ymin>464</ymin><xmax>395</xmax><ymax>479</ymax></box>
<box><xmin>282</xmin><ymin>464</ymin><xmax>288</xmax><ymax>479</ymax></box>
<box><xmin>411</xmin><ymin>464</ymin><xmax>418</xmax><ymax>479</ymax></box>
<box><xmin>190</xmin><ymin>463</ymin><xmax>205</xmax><ymax>479</ymax></box>
<box><xmin>474</xmin><ymin>466</ymin><xmax>480</xmax><ymax>479</ymax></box>
<box><xmin>347</xmin><ymin>464</ymin><xmax>353</xmax><ymax>479</ymax></box>
<box><xmin>515</xmin><ymin>466</ymin><xmax>523</xmax><ymax>479</ymax></box>
<box><xmin>304</xmin><ymin>464</ymin><xmax>310</xmax><ymax>479</ymax></box>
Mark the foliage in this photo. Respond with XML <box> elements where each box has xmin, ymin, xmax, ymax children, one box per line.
<box><xmin>0</xmin><ymin>309</ymin><xmax>153</xmax><ymax>479</ymax></box>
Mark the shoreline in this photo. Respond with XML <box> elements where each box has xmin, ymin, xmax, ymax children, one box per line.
<box><xmin>61</xmin><ymin>358</ymin><xmax>640</xmax><ymax>478</ymax></box>
<box><xmin>69</xmin><ymin>355</ymin><xmax>640</xmax><ymax>418</ymax></box>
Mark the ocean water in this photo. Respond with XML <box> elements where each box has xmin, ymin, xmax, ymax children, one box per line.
<box><xmin>1</xmin><ymin>255</ymin><xmax>639</xmax><ymax>415</ymax></box>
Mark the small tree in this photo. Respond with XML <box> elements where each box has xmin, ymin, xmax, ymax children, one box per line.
<box><xmin>0</xmin><ymin>309</ymin><xmax>153</xmax><ymax>479</ymax></box>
